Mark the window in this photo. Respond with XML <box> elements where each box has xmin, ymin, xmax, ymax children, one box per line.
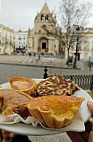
<box><xmin>6</xmin><ymin>41</ymin><xmax>8</xmax><ymax>44</ymax></box>
<box><xmin>42</xmin><ymin>25</ymin><xmax>46</xmax><ymax>30</ymax></box>
<box><xmin>18</xmin><ymin>38</ymin><xmax>21</xmax><ymax>40</ymax></box>
<box><xmin>41</xmin><ymin>14</ymin><xmax>44</xmax><ymax>21</ymax></box>
<box><xmin>45</xmin><ymin>15</ymin><xmax>48</xmax><ymax>21</ymax></box>
<box><xmin>39</xmin><ymin>30</ymin><xmax>41</xmax><ymax>33</ymax></box>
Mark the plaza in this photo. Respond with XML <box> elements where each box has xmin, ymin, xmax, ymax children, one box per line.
<box><xmin>0</xmin><ymin>54</ymin><xmax>92</xmax><ymax>85</ymax></box>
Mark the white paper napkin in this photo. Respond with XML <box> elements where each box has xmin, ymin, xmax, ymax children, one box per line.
<box><xmin>0</xmin><ymin>110</ymin><xmax>85</xmax><ymax>132</ymax></box>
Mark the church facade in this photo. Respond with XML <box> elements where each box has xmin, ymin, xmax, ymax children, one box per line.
<box><xmin>27</xmin><ymin>3</ymin><xmax>61</xmax><ymax>55</ymax></box>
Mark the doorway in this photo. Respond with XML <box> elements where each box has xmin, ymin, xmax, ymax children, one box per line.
<box><xmin>42</xmin><ymin>42</ymin><xmax>46</xmax><ymax>49</ymax></box>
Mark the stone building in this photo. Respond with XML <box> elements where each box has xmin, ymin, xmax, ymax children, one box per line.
<box><xmin>27</xmin><ymin>2</ymin><xmax>62</xmax><ymax>55</ymax></box>
<box><xmin>0</xmin><ymin>24</ymin><xmax>14</xmax><ymax>54</ymax></box>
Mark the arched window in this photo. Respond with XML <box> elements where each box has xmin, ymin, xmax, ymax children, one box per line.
<box><xmin>45</xmin><ymin>15</ymin><xmax>48</xmax><ymax>21</ymax></box>
<box><xmin>39</xmin><ymin>30</ymin><xmax>41</xmax><ymax>33</ymax></box>
<box><xmin>42</xmin><ymin>25</ymin><xmax>46</xmax><ymax>30</ymax></box>
<box><xmin>41</xmin><ymin>14</ymin><xmax>44</xmax><ymax>21</ymax></box>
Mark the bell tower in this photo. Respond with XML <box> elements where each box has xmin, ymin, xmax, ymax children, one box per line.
<box><xmin>28</xmin><ymin>2</ymin><xmax>61</xmax><ymax>55</ymax></box>
<box><xmin>34</xmin><ymin>2</ymin><xmax>56</xmax><ymax>34</ymax></box>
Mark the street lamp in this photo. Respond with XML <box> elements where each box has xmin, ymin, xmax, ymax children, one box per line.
<box><xmin>73</xmin><ymin>26</ymin><xmax>80</xmax><ymax>68</ymax></box>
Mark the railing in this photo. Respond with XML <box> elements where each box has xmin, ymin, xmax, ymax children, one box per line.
<box><xmin>63</xmin><ymin>75</ymin><xmax>93</xmax><ymax>91</ymax></box>
<box><xmin>43</xmin><ymin>67</ymin><xmax>93</xmax><ymax>91</ymax></box>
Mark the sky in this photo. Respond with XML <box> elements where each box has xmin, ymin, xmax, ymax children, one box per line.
<box><xmin>0</xmin><ymin>0</ymin><xmax>93</xmax><ymax>31</ymax></box>
<box><xmin>0</xmin><ymin>0</ymin><xmax>61</xmax><ymax>31</ymax></box>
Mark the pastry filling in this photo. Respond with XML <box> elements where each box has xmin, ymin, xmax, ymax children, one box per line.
<box><xmin>28</xmin><ymin>95</ymin><xmax>84</xmax><ymax>128</ymax></box>
<box><xmin>0</xmin><ymin>89</ymin><xmax>32</xmax><ymax>119</ymax></box>
<box><xmin>12</xmin><ymin>81</ymin><xmax>33</xmax><ymax>90</ymax></box>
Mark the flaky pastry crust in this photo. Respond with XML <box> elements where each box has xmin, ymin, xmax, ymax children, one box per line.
<box><xmin>28</xmin><ymin>95</ymin><xmax>84</xmax><ymax>128</ymax></box>
<box><xmin>0</xmin><ymin>89</ymin><xmax>32</xmax><ymax>119</ymax></box>
<box><xmin>8</xmin><ymin>77</ymin><xmax>37</xmax><ymax>96</ymax></box>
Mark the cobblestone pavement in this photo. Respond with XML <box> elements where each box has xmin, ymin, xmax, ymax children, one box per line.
<box><xmin>0</xmin><ymin>55</ymin><xmax>92</xmax><ymax>142</ymax></box>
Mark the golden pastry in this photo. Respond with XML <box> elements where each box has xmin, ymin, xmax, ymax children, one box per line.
<box><xmin>8</xmin><ymin>77</ymin><xmax>37</xmax><ymax>96</ymax></box>
<box><xmin>0</xmin><ymin>89</ymin><xmax>32</xmax><ymax>119</ymax></box>
<box><xmin>28</xmin><ymin>95</ymin><xmax>84</xmax><ymax>128</ymax></box>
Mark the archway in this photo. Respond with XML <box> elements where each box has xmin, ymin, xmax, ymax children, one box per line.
<box><xmin>38</xmin><ymin>37</ymin><xmax>48</xmax><ymax>53</ymax></box>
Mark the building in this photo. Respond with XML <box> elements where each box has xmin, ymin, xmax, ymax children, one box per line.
<box><xmin>14</xmin><ymin>30</ymin><xmax>28</xmax><ymax>53</ymax></box>
<box><xmin>0</xmin><ymin>24</ymin><xmax>14</xmax><ymax>54</ymax></box>
<box><xmin>79</xmin><ymin>28</ymin><xmax>93</xmax><ymax>59</ymax></box>
<box><xmin>27</xmin><ymin>2</ymin><xmax>62</xmax><ymax>55</ymax></box>
<box><xmin>65</xmin><ymin>26</ymin><xmax>93</xmax><ymax>60</ymax></box>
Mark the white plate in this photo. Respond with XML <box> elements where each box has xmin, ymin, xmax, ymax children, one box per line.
<box><xmin>0</xmin><ymin>79</ymin><xmax>92</xmax><ymax>136</ymax></box>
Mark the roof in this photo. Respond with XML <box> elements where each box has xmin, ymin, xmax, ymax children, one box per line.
<box><xmin>40</xmin><ymin>2</ymin><xmax>50</xmax><ymax>14</ymax></box>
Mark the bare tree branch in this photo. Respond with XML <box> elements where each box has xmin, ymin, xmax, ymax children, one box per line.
<box><xmin>58</xmin><ymin>0</ymin><xmax>93</xmax><ymax>62</ymax></box>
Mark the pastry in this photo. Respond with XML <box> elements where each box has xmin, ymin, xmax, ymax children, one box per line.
<box><xmin>28</xmin><ymin>95</ymin><xmax>84</xmax><ymax>128</ymax></box>
<box><xmin>37</xmin><ymin>75</ymin><xmax>79</xmax><ymax>96</ymax></box>
<box><xmin>0</xmin><ymin>89</ymin><xmax>32</xmax><ymax>119</ymax></box>
<box><xmin>8</xmin><ymin>77</ymin><xmax>37</xmax><ymax>96</ymax></box>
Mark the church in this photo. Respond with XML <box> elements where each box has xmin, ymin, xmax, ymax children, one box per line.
<box><xmin>27</xmin><ymin>2</ymin><xmax>62</xmax><ymax>55</ymax></box>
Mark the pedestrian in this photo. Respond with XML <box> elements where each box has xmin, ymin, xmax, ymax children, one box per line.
<box><xmin>38</xmin><ymin>54</ymin><xmax>40</xmax><ymax>60</ymax></box>
<box><xmin>88</xmin><ymin>61</ymin><xmax>91</xmax><ymax>71</ymax></box>
<box><xmin>29</xmin><ymin>53</ymin><xmax>31</xmax><ymax>56</ymax></box>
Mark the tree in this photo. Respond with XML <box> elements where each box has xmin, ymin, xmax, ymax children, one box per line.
<box><xmin>58</xmin><ymin>0</ymin><xmax>92</xmax><ymax>63</ymax></box>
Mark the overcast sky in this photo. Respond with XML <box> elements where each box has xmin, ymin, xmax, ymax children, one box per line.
<box><xmin>0</xmin><ymin>0</ymin><xmax>93</xmax><ymax>31</ymax></box>
<box><xmin>0</xmin><ymin>0</ymin><xmax>61</xmax><ymax>31</ymax></box>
